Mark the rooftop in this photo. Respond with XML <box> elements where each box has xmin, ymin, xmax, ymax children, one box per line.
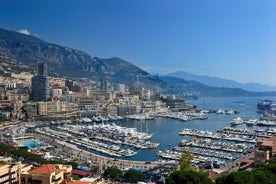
<box><xmin>257</xmin><ymin>136</ymin><xmax>276</xmax><ymax>150</ymax></box>
<box><xmin>72</xmin><ymin>169</ymin><xmax>90</xmax><ymax>177</ymax></box>
<box><xmin>29</xmin><ymin>164</ymin><xmax>63</xmax><ymax>175</ymax></box>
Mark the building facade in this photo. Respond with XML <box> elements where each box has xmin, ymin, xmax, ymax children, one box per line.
<box><xmin>21</xmin><ymin>164</ymin><xmax>72</xmax><ymax>184</ymax></box>
<box><xmin>118</xmin><ymin>104</ymin><xmax>137</xmax><ymax>117</ymax></box>
<box><xmin>37</xmin><ymin>101</ymin><xmax>79</xmax><ymax>117</ymax></box>
<box><xmin>31</xmin><ymin>62</ymin><xmax>50</xmax><ymax>101</ymax></box>
<box><xmin>0</xmin><ymin>162</ymin><xmax>21</xmax><ymax>184</ymax></box>
<box><xmin>254</xmin><ymin>136</ymin><xmax>276</xmax><ymax>166</ymax></box>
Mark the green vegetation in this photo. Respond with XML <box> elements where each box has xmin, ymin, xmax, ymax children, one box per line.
<box><xmin>103</xmin><ymin>167</ymin><xmax>145</xmax><ymax>183</ymax></box>
<box><xmin>103</xmin><ymin>167</ymin><xmax>123</xmax><ymax>181</ymax></box>
<box><xmin>67</xmin><ymin>161</ymin><xmax>78</xmax><ymax>169</ymax></box>
<box><xmin>166</xmin><ymin>169</ymin><xmax>213</xmax><ymax>184</ymax></box>
<box><xmin>216</xmin><ymin>158</ymin><xmax>276</xmax><ymax>184</ymax></box>
<box><xmin>179</xmin><ymin>152</ymin><xmax>194</xmax><ymax>170</ymax></box>
<box><xmin>123</xmin><ymin>168</ymin><xmax>145</xmax><ymax>183</ymax></box>
<box><xmin>0</xmin><ymin>142</ymin><xmax>48</xmax><ymax>164</ymax></box>
<box><xmin>1</xmin><ymin>142</ymin><xmax>145</xmax><ymax>183</ymax></box>
<box><xmin>215</xmin><ymin>169</ymin><xmax>276</xmax><ymax>184</ymax></box>
<box><xmin>0</xmin><ymin>142</ymin><xmax>77</xmax><ymax>167</ymax></box>
<box><xmin>166</xmin><ymin>154</ymin><xmax>276</xmax><ymax>184</ymax></box>
<box><xmin>166</xmin><ymin>152</ymin><xmax>213</xmax><ymax>184</ymax></box>
<box><xmin>71</xmin><ymin>174</ymin><xmax>81</xmax><ymax>180</ymax></box>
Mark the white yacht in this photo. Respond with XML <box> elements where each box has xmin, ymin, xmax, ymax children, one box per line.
<box><xmin>245</xmin><ymin>119</ymin><xmax>258</xmax><ymax>126</ymax></box>
<box><xmin>230</xmin><ymin>117</ymin><xmax>244</xmax><ymax>126</ymax></box>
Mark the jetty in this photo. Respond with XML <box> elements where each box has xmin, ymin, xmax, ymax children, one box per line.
<box><xmin>34</xmin><ymin>122</ymin><xmax>160</xmax><ymax>158</ymax></box>
<box><xmin>179</xmin><ymin>128</ymin><xmax>258</xmax><ymax>143</ymax></box>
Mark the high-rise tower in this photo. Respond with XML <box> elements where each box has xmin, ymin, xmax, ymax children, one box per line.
<box><xmin>37</xmin><ymin>62</ymin><xmax>47</xmax><ymax>77</ymax></box>
<box><xmin>31</xmin><ymin>62</ymin><xmax>50</xmax><ymax>101</ymax></box>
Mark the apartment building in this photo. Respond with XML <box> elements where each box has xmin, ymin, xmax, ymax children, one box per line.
<box><xmin>21</xmin><ymin>164</ymin><xmax>72</xmax><ymax>184</ymax></box>
<box><xmin>37</xmin><ymin>101</ymin><xmax>78</xmax><ymax>116</ymax></box>
<box><xmin>0</xmin><ymin>162</ymin><xmax>21</xmax><ymax>184</ymax></box>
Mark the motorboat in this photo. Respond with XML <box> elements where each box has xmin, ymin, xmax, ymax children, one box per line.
<box><xmin>230</xmin><ymin>117</ymin><xmax>244</xmax><ymax>126</ymax></box>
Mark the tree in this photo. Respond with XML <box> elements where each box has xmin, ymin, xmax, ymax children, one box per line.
<box><xmin>124</xmin><ymin>169</ymin><xmax>145</xmax><ymax>183</ymax></box>
<box><xmin>268</xmin><ymin>157</ymin><xmax>276</xmax><ymax>164</ymax></box>
<box><xmin>252</xmin><ymin>169</ymin><xmax>276</xmax><ymax>184</ymax></box>
<box><xmin>0</xmin><ymin>142</ymin><xmax>78</xmax><ymax>169</ymax></box>
<box><xmin>216</xmin><ymin>170</ymin><xmax>255</xmax><ymax>184</ymax></box>
<box><xmin>216</xmin><ymin>161</ymin><xmax>276</xmax><ymax>184</ymax></box>
<box><xmin>71</xmin><ymin>174</ymin><xmax>81</xmax><ymax>180</ymax></box>
<box><xmin>179</xmin><ymin>152</ymin><xmax>194</xmax><ymax>170</ymax></box>
<box><xmin>166</xmin><ymin>169</ymin><xmax>213</xmax><ymax>184</ymax></box>
<box><xmin>66</xmin><ymin>161</ymin><xmax>78</xmax><ymax>169</ymax></box>
<box><xmin>103</xmin><ymin>167</ymin><xmax>122</xmax><ymax>181</ymax></box>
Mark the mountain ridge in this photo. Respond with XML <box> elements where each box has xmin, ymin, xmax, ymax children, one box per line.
<box><xmin>160</xmin><ymin>76</ymin><xmax>276</xmax><ymax>97</ymax></box>
<box><xmin>0</xmin><ymin>28</ymin><xmax>276</xmax><ymax>98</ymax></box>
<box><xmin>167</xmin><ymin>71</ymin><xmax>276</xmax><ymax>92</ymax></box>
<box><xmin>0</xmin><ymin>28</ymin><xmax>165</xmax><ymax>89</ymax></box>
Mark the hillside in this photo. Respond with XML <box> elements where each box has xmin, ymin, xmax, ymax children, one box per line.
<box><xmin>1</xmin><ymin>28</ymin><xmax>276</xmax><ymax>98</ymax></box>
<box><xmin>0</xmin><ymin>28</ymin><xmax>165</xmax><ymax>89</ymax></box>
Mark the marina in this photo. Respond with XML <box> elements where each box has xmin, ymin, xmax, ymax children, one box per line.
<box><xmin>154</xmin><ymin>96</ymin><xmax>276</xmax><ymax>164</ymax></box>
<box><xmin>34</xmin><ymin>122</ymin><xmax>159</xmax><ymax>158</ymax></box>
<box><xmin>229</xmin><ymin>116</ymin><xmax>276</xmax><ymax>126</ymax></box>
<box><xmin>69</xmin><ymin>138</ymin><xmax>137</xmax><ymax>157</ymax></box>
<box><xmin>9</xmin><ymin>97</ymin><xmax>276</xmax><ymax>166</ymax></box>
<box><xmin>156</xmin><ymin>111</ymin><xmax>208</xmax><ymax>121</ymax></box>
<box><xmin>178</xmin><ymin>138</ymin><xmax>250</xmax><ymax>153</ymax></box>
<box><xmin>173</xmin><ymin>146</ymin><xmax>239</xmax><ymax>160</ymax></box>
<box><xmin>179</xmin><ymin>128</ymin><xmax>257</xmax><ymax>143</ymax></box>
<box><xmin>217</xmin><ymin>127</ymin><xmax>276</xmax><ymax>138</ymax></box>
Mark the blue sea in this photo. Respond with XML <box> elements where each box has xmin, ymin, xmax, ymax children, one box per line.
<box><xmin>113</xmin><ymin>96</ymin><xmax>276</xmax><ymax>161</ymax></box>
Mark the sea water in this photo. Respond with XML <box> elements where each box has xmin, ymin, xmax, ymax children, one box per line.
<box><xmin>113</xmin><ymin>96</ymin><xmax>276</xmax><ymax>161</ymax></box>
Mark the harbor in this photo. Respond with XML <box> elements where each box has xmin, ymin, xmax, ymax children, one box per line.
<box><xmin>153</xmin><ymin>96</ymin><xmax>276</xmax><ymax>165</ymax></box>
<box><xmin>179</xmin><ymin>128</ymin><xmax>263</xmax><ymax>143</ymax></box>
<box><xmin>34</xmin><ymin>122</ymin><xmax>160</xmax><ymax>159</ymax></box>
<box><xmin>155</xmin><ymin>126</ymin><xmax>259</xmax><ymax>165</ymax></box>
<box><xmin>6</xmin><ymin>96</ymin><xmax>276</xmax><ymax>169</ymax></box>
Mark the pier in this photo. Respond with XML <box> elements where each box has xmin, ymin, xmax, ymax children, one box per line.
<box><xmin>34</xmin><ymin>122</ymin><xmax>159</xmax><ymax>159</ymax></box>
<box><xmin>217</xmin><ymin>127</ymin><xmax>276</xmax><ymax>138</ymax></box>
<box><xmin>179</xmin><ymin>128</ymin><xmax>260</xmax><ymax>143</ymax></box>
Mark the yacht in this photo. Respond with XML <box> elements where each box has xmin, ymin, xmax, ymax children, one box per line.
<box><xmin>226</xmin><ymin>110</ymin><xmax>235</xmax><ymax>114</ymax></box>
<box><xmin>245</xmin><ymin>119</ymin><xmax>258</xmax><ymax>126</ymax></box>
<box><xmin>257</xmin><ymin>100</ymin><xmax>276</xmax><ymax>114</ymax></box>
<box><xmin>216</xmin><ymin>109</ymin><xmax>226</xmax><ymax>114</ymax></box>
<box><xmin>119</xmin><ymin>149</ymin><xmax>137</xmax><ymax>157</ymax></box>
<box><xmin>257</xmin><ymin>120</ymin><xmax>276</xmax><ymax>126</ymax></box>
<box><xmin>230</xmin><ymin>117</ymin><xmax>244</xmax><ymax>126</ymax></box>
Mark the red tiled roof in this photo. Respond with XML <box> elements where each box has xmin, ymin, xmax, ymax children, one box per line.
<box><xmin>29</xmin><ymin>164</ymin><xmax>62</xmax><ymax>175</ymax></box>
<box><xmin>72</xmin><ymin>169</ymin><xmax>90</xmax><ymax>177</ymax></box>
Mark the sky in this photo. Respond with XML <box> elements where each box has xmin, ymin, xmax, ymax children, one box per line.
<box><xmin>1</xmin><ymin>0</ymin><xmax>276</xmax><ymax>85</ymax></box>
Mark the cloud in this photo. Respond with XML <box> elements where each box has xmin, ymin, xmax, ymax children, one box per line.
<box><xmin>18</xmin><ymin>29</ymin><xmax>30</xmax><ymax>35</ymax></box>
